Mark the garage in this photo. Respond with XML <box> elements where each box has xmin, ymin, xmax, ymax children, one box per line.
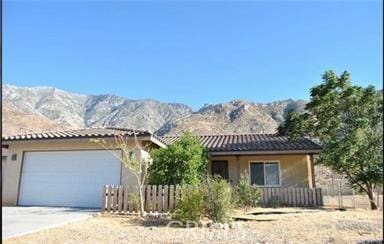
<box><xmin>18</xmin><ymin>150</ymin><xmax>122</xmax><ymax>208</ymax></box>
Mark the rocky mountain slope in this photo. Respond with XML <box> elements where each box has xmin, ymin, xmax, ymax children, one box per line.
<box><xmin>156</xmin><ymin>99</ymin><xmax>306</xmax><ymax>135</ymax></box>
<box><xmin>2</xmin><ymin>84</ymin><xmax>305</xmax><ymax>136</ymax></box>
<box><xmin>2</xmin><ymin>85</ymin><xmax>192</xmax><ymax>136</ymax></box>
<box><xmin>2</xmin><ymin>101</ymin><xmax>71</xmax><ymax>136</ymax></box>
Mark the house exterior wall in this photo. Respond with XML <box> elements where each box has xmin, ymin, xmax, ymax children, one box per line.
<box><xmin>209</xmin><ymin>154</ymin><xmax>314</xmax><ymax>188</ymax></box>
<box><xmin>1</xmin><ymin>138</ymin><xmax>151</xmax><ymax>206</ymax></box>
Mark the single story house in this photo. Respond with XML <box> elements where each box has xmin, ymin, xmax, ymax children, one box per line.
<box><xmin>1</xmin><ymin>127</ymin><xmax>321</xmax><ymax>208</ymax></box>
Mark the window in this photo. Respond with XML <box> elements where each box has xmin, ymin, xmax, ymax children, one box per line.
<box><xmin>211</xmin><ymin>160</ymin><xmax>229</xmax><ymax>180</ymax></box>
<box><xmin>250</xmin><ymin>162</ymin><xmax>280</xmax><ymax>186</ymax></box>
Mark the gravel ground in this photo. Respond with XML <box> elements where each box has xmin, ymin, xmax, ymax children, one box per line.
<box><xmin>4</xmin><ymin>208</ymin><xmax>383</xmax><ymax>244</ymax></box>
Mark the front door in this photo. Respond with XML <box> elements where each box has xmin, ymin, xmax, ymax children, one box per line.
<box><xmin>211</xmin><ymin>160</ymin><xmax>229</xmax><ymax>180</ymax></box>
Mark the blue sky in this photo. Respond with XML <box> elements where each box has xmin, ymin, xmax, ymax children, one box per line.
<box><xmin>3</xmin><ymin>0</ymin><xmax>382</xmax><ymax>109</ymax></box>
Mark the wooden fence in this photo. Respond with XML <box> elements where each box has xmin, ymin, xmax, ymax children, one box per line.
<box><xmin>260</xmin><ymin>187</ymin><xmax>323</xmax><ymax>207</ymax></box>
<box><xmin>102</xmin><ymin>185</ymin><xmax>323</xmax><ymax>214</ymax></box>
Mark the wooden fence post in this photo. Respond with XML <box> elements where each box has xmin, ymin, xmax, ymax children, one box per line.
<box><xmin>169</xmin><ymin>185</ymin><xmax>175</xmax><ymax>211</ymax></box>
<box><xmin>107</xmin><ymin>185</ymin><xmax>113</xmax><ymax>212</ymax></box>
<box><xmin>117</xmin><ymin>185</ymin><xmax>123</xmax><ymax>213</ymax></box>
<box><xmin>158</xmin><ymin>185</ymin><xmax>163</xmax><ymax>213</ymax></box>
<box><xmin>152</xmin><ymin>185</ymin><xmax>157</xmax><ymax>212</ymax></box>
<box><xmin>101</xmin><ymin>185</ymin><xmax>107</xmax><ymax>211</ymax></box>
<box><xmin>145</xmin><ymin>185</ymin><xmax>151</xmax><ymax>212</ymax></box>
<box><xmin>175</xmin><ymin>185</ymin><xmax>181</xmax><ymax>207</ymax></box>
<box><xmin>123</xmin><ymin>185</ymin><xmax>129</xmax><ymax>213</ymax></box>
<box><xmin>163</xmin><ymin>185</ymin><xmax>169</xmax><ymax>212</ymax></box>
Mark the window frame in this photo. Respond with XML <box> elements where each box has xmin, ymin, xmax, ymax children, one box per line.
<box><xmin>248</xmin><ymin>160</ymin><xmax>282</xmax><ymax>187</ymax></box>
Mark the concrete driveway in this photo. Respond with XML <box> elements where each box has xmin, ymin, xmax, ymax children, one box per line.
<box><xmin>2</xmin><ymin>206</ymin><xmax>98</xmax><ymax>239</ymax></box>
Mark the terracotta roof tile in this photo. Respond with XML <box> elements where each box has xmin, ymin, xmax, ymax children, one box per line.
<box><xmin>160</xmin><ymin>134</ymin><xmax>321</xmax><ymax>152</ymax></box>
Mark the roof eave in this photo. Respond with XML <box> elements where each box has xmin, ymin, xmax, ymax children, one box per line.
<box><xmin>1</xmin><ymin>134</ymin><xmax>159</xmax><ymax>145</ymax></box>
<box><xmin>149</xmin><ymin>136</ymin><xmax>168</xmax><ymax>148</ymax></box>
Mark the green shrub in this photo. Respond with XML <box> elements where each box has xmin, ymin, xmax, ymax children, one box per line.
<box><xmin>172</xmin><ymin>185</ymin><xmax>205</xmax><ymax>224</ymax></box>
<box><xmin>203</xmin><ymin>176</ymin><xmax>233</xmax><ymax>223</ymax></box>
<box><xmin>149</xmin><ymin>132</ymin><xmax>208</xmax><ymax>185</ymax></box>
<box><xmin>233</xmin><ymin>174</ymin><xmax>261</xmax><ymax>208</ymax></box>
<box><xmin>127</xmin><ymin>192</ymin><xmax>140</xmax><ymax>210</ymax></box>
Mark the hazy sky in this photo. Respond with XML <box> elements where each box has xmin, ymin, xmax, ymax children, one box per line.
<box><xmin>3</xmin><ymin>0</ymin><xmax>382</xmax><ymax>109</ymax></box>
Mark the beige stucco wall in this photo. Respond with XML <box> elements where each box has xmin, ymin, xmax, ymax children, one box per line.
<box><xmin>209</xmin><ymin>154</ymin><xmax>313</xmax><ymax>188</ymax></box>
<box><xmin>2</xmin><ymin>138</ymin><xmax>152</xmax><ymax>206</ymax></box>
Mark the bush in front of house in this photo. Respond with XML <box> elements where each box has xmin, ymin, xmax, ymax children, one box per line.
<box><xmin>172</xmin><ymin>185</ymin><xmax>205</xmax><ymax>224</ymax></box>
<box><xmin>233</xmin><ymin>174</ymin><xmax>261</xmax><ymax>208</ymax></box>
<box><xmin>203</xmin><ymin>176</ymin><xmax>233</xmax><ymax>223</ymax></box>
<box><xmin>148</xmin><ymin>131</ymin><xmax>208</xmax><ymax>185</ymax></box>
<box><xmin>172</xmin><ymin>176</ymin><xmax>233</xmax><ymax>224</ymax></box>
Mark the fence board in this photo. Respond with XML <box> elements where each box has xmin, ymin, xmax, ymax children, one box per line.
<box><xmin>163</xmin><ymin>185</ymin><xmax>169</xmax><ymax>212</ymax></box>
<box><xmin>267</xmin><ymin>188</ymin><xmax>271</xmax><ymax>206</ymax></box>
<box><xmin>134</xmin><ymin>185</ymin><xmax>139</xmax><ymax>212</ymax></box>
<box><xmin>145</xmin><ymin>185</ymin><xmax>152</xmax><ymax>211</ymax></box>
<box><xmin>169</xmin><ymin>185</ymin><xmax>174</xmax><ymax>210</ymax></box>
<box><xmin>158</xmin><ymin>185</ymin><xmax>163</xmax><ymax>212</ymax></box>
<box><xmin>118</xmin><ymin>186</ymin><xmax>123</xmax><ymax>213</ymax></box>
<box><xmin>123</xmin><ymin>186</ymin><xmax>129</xmax><ymax>213</ymax></box>
<box><xmin>102</xmin><ymin>185</ymin><xmax>107</xmax><ymax>211</ymax></box>
<box><xmin>107</xmin><ymin>185</ymin><xmax>113</xmax><ymax>211</ymax></box>
<box><xmin>283</xmin><ymin>188</ymin><xmax>288</xmax><ymax>206</ymax></box>
<box><xmin>152</xmin><ymin>185</ymin><xmax>157</xmax><ymax>212</ymax></box>
<box><xmin>175</xmin><ymin>185</ymin><xmax>181</xmax><ymax>207</ymax></box>
<box><xmin>127</xmin><ymin>186</ymin><xmax>133</xmax><ymax>213</ymax></box>
<box><xmin>304</xmin><ymin>188</ymin><xmax>308</xmax><ymax>207</ymax></box>
<box><xmin>111</xmin><ymin>185</ymin><xmax>117</xmax><ymax>212</ymax></box>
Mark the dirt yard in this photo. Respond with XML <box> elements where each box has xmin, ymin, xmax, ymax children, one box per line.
<box><xmin>4</xmin><ymin>208</ymin><xmax>383</xmax><ymax>244</ymax></box>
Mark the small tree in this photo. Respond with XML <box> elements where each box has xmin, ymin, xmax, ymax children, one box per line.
<box><xmin>172</xmin><ymin>185</ymin><xmax>205</xmax><ymax>224</ymax></box>
<box><xmin>278</xmin><ymin>70</ymin><xmax>383</xmax><ymax>210</ymax></box>
<box><xmin>233</xmin><ymin>173</ymin><xmax>261</xmax><ymax>209</ymax></box>
<box><xmin>203</xmin><ymin>176</ymin><xmax>233</xmax><ymax>223</ymax></box>
<box><xmin>91</xmin><ymin>133</ymin><xmax>150</xmax><ymax>217</ymax></box>
<box><xmin>149</xmin><ymin>131</ymin><xmax>208</xmax><ymax>185</ymax></box>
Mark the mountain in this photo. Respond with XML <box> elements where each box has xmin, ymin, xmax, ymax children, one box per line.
<box><xmin>2</xmin><ymin>85</ymin><xmax>192</xmax><ymax>136</ymax></box>
<box><xmin>2</xmin><ymin>101</ymin><xmax>71</xmax><ymax>136</ymax></box>
<box><xmin>2</xmin><ymin>84</ymin><xmax>306</xmax><ymax>137</ymax></box>
<box><xmin>156</xmin><ymin>99</ymin><xmax>306</xmax><ymax>135</ymax></box>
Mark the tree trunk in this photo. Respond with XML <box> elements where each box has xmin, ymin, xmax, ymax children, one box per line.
<box><xmin>367</xmin><ymin>187</ymin><xmax>378</xmax><ymax>210</ymax></box>
<box><xmin>139</xmin><ymin>185</ymin><xmax>146</xmax><ymax>217</ymax></box>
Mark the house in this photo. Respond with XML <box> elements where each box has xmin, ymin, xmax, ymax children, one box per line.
<box><xmin>1</xmin><ymin>127</ymin><xmax>321</xmax><ymax>208</ymax></box>
<box><xmin>162</xmin><ymin>134</ymin><xmax>321</xmax><ymax>188</ymax></box>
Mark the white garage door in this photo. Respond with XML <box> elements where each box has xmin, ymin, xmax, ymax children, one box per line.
<box><xmin>19</xmin><ymin>150</ymin><xmax>121</xmax><ymax>208</ymax></box>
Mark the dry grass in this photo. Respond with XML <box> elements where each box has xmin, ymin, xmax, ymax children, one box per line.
<box><xmin>4</xmin><ymin>208</ymin><xmax>383</xmax><ymax>244</ymax></box>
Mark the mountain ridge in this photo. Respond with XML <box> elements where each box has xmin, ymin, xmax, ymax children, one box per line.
<box><xmin>2</xmin><ymin>84</ymin><xmax>306</xmax><ymax>137</ymax></box>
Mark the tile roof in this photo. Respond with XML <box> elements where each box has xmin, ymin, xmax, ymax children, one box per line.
<box><xmin>160</xmin><ymin>134</ymin><xmax>321</xmax><ymax>153</ymax></box>
<box><xmin>2</xmin><ymin>128</ymin><xmax>321</xmax><ymax>153</ymax></box>
<box><xmin>2</xmin><ymin>127</ymin><xmax>166</xmax><ymax>144</ymax></box>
